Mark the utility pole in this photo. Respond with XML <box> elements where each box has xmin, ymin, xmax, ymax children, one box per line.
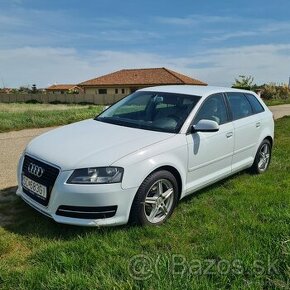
<box><xmin>288</xmin><ymin>76</ymin><xmax>290</xmax><ymax>89</ymax></box>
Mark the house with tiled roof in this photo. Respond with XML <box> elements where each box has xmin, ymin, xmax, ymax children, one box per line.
<box><xmin>79</xmin><ymin>67</ymin><xmax>207</xmax><ymax>95</ymax></box>
<box><xmin>46</xmin><ymin>84</ymin><xmax>83</xmax><ymax>94</ymax></box>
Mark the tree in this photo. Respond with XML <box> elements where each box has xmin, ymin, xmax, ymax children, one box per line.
<box><xmin>31</xmin><ymin>84</ymin><xmax>37</xmax><ymax>94</ymax></box>
<box><xmin>232</xmin><ymin>75</ymin><xmax>256</xmax><ymax>90</ymax></box>
<box><xmin>18</xmin><ymin>85</ymin><xmax>31</xmax><ymax>94</ymax></box>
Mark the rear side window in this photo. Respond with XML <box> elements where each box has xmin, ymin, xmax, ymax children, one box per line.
<box><xmin>245</xmin><ymin>93</ymin><xmax>265</xmax><ymax>114</ymax></box>
<box><xmin>226</xmin><ymin>92</ymin><xmax>253</xmax><ymax>120</ymax></box>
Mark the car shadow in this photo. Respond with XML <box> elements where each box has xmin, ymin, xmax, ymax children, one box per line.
<box><xmin>0</xmin><ymin>186</ymin><xmax>127</xmax><ymax>240</ymax></box>
<box><xmin>1</xmin><ymin>170</ymin><xmax>250</xmax><ymax>239</ymax></box>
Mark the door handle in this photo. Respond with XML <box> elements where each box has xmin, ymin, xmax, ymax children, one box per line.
<box><xmin>256</xmin><ymin>122</ymin><xmax>261</xmax><ymax>128</ymax></box>
<box><xmin>226</xmin><ymin>132</ymin><xmax>233</xmax><ymax>138</ymax></box>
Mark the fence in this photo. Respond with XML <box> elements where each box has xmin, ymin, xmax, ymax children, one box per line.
<box><xmin>0</xmin><ymin>93</ymin><xmax>125</xmax><ymax>105</ymax></box>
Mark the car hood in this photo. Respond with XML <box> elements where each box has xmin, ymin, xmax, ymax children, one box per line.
<box><xmin>25</xmin><ymin>119</ymin><xmax>174</xmax><ymax>170</ymax></box>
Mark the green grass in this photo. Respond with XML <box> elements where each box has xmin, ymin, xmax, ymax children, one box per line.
<box><xmin>265</xmin><ymin>98</ymin><xmax>290</xmax><ymax>106</ymax></box>
<box><xmin>0</xmin><ymin>118</ymin><xmax>289</xmax><ymax>289</ymax></box>
<box><xmin>0</xmin><ymin>103</ymin><xmax>103</xmax><ymax>133</ymax></box>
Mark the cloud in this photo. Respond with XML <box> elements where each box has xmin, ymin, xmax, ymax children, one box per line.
<box><xmin>203</xmin><ymin>20</ymin><xmax>290</xmax><ymax>42</ymax></box>
<box><xmin>0</xmin><ymin>44</ymin><xmax>290</xmax><ymax>88</ymax></box>
<box><xmin>0</xmin><ymin>15</ymin><xmax>25</xmax><ymax>26</ymax></box>
<box><xmin>0</xmin><ymin>48</ymin><xmax>168</xmax><ymax>88</ymax></box>
<box><xmin>203</xmin><ymin>31</ymin><xmax>258</xmax><ymax>42</ymax></box>
<box><xmin>156</xmin><ymin>15</ymin><xmax>233</xmax><ymax>26</ymax></box>
<box><xmin>0</xmin><ymin>7</ymin><xmax>160</xmax><ymax>50</ymax></box>
<box><xmin>180</xmin><ymin>44</ymin><xmax>290</xmax><ymax>85</ymax></box>
<box><xmin>0</xmin><ymin>47</ymin><xmax>94</xmax><ymax>87</ymax></box>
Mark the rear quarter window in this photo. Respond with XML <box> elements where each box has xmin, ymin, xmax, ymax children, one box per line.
<box><xmin>245</xmin><ymin>93</ymin><xmax>265</xmax><ymax>114</ymax></box>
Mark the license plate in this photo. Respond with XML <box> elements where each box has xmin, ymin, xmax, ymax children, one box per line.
<box><xmin>22</xmin><ymin>175</ymin><xmax>47</xmax><ymax>199</ymax></box>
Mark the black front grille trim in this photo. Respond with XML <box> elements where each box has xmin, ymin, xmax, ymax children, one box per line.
<box><xmin>22</xmin><ymin>155</ymin><xmax>60</xmax><ymax>206</ymax></box>
<box><xmin>56</xmin><ymin>205</ymin><xmax>118</xmax><ymax>219</ymax></box>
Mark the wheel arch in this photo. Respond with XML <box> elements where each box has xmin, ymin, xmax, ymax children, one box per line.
<box><xmin>150</xmin><ymin>165</ymin><xmax>183</xmax><ymax>200</ymax></box>
<box><xmin>264</xmin><ymin>135</ymin><xmax>273</xmax><ymax>147</ymax></box>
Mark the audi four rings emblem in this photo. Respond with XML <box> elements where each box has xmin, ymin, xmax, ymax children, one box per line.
<box><xmin>28</xmin><ymin>163</ymin><xmax>44</xmax><ymax>177</ymax></box>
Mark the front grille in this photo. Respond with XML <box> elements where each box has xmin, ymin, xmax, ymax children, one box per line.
<box><xmin>56</xmin><ymin>205</ymin><xmax>118</xmax><ymax>219</ymax></box>
<box><xmin>22</xmin><ymin>155</ymin><xmax>60</xmax><ymax>206</ymax></box>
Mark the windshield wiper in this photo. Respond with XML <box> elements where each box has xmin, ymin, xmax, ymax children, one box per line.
<box><xmin>96</xmin><ymin>117</ymin><xmax>140</xmax><ymax>128</ymax></box>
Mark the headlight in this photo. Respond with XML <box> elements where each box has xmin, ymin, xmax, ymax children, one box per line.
<box><xmin>67</xmin><ymin>167</ymin><xmax>124</xmax><ymax>184</ymax></box>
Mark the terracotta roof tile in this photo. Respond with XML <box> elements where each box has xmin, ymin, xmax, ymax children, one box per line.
<box><xmin>79</xmin><ymin>68</ymin><xmax>207</xmax><ymax>87</ymax></box>
<box><xmin>46</xmin><ymin>84</ymin><xmax>79</xmax><ymax>90</ymax></box>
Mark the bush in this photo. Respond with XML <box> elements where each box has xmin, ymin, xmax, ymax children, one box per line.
<box><xmin>25</xmin><ymin>99</ymin><xmax>42</xmax><ymax>104</ymax></box>
<box><xmin>49</xmin><ymin>100</ymin><xmax>68</xmax><ymax>105</ymax></box>
<box><xmin>232</xmin><ymin>75</ymin><xmax>257</xmax><ymax>90</ymax></box>
<box><xmin>261</xmin><ymin>83</ymin><xmax>290</xmax><ymax>100</ymax></box>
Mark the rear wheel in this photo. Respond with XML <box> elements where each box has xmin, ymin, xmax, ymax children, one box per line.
<box><xmin>130</xmin><ymin>170</ymin><xmax>179</xmax><ymax>226</ymax></box>
<box><xmin>251</xmin><ymin>139</ymin><xmax>272</xmax><ymax>174</ymax></box>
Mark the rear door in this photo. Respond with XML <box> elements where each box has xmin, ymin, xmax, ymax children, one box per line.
<box><xmin>225</xmin><ymin>92</ymin><xmax>261</xmax><ymax>173</ymax></box>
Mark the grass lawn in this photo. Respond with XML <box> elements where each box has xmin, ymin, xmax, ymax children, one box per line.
<box><xmin>265</xmin><ymin>98</ymin><xmax>290</xmax><ymax>106</ymax></box>
<box><xmin>0</xmin><ymin>103</ymin><xmax>103</xmax><ymax>133</ymax></box>
<box><xmin>0</xmin><ymin>117</ymin><xmax>289</xmax><ymax>289</ymax></box>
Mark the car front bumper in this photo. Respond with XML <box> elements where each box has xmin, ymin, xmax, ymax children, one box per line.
<box><xmin>16</xmin><ymin>155</ymin><xmax>138</xmax><ymax>227</ymax></box>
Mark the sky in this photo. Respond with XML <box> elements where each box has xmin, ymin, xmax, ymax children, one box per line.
<box><xmin>0</xmin><ymin>0</ymin><xmax>290</xmax><ymax>88</ymax></box>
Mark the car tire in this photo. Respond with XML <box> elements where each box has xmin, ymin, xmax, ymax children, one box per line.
<box><xmin>130</xmin><ymin>170</ymin><xmax>179</xmax><ymax>226</ymax></box>
<box><xmin>250</xmin><ymin>139</ymin><xmax>272</xmax><ymax>174</ymax></box>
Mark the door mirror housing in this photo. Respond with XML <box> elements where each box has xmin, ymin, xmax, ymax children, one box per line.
<box><xmin>192</xmin><ymin>119</ymin><xmax>220</xmax><ymax>133</ymax></box>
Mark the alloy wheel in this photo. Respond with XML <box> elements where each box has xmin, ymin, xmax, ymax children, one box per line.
<box><xmin>258</xmin><ymin>143</ymin><xmax>271</xmax><ymax>171</ymax></box>
<box><xmin>144</xmin><ymin>179</ymin><xmax>175</xmax><ymax>224</ymax></box>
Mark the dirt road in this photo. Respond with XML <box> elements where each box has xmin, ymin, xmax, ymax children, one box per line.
<box><xmin>0</xmin><ymin>127</ymin><xmax>56</xmax><ymax>190</ymax></box>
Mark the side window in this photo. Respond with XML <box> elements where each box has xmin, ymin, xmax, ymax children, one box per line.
<box><xmin>194</xmin><ymin>93</ymin><xmax>228</xmax><ymax>125</ymax></box>
<box><xmin>227</xmin><ymin>92</ymin><xmax>253</xmax><ymax>120</ymax></box>
<box><xmin>98</xmin><ymin>89</ymin><xmax>107</xmax><ymax>94</ymax></box>
<box><xmin>245</xmin><ymin>93</ymin><xmax>265</xmax><ymax>114</ymax></box>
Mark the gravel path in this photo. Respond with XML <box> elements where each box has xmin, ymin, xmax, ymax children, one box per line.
<box><xmin>0</xmin><ymin>127</ymin><xmax>57</xmax><ymax>190</ymax></box>
<box><xmin>269</xmin><ymin>104</ymin><xmax>290</xmax><ymax>119</ymax></box>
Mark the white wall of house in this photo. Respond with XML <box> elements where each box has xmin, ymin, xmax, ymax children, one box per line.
<box><xmin>84</xmin><ymin>87</ymin><xmax>131</xmax><ymax>95</ymax></box>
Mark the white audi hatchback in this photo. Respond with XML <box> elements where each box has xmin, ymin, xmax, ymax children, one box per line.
<box><xmin>17</xmin><ymin>86</ymin><xmax>274</xmax><ymax>226</ymax></box>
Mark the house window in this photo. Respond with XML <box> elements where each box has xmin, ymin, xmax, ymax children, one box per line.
<box><xmin>115</xmin><ymin>88</ymin><xmax>118</xmax><ymax>94</ymax></box>
<box><xmin>98</xmin><ymin>89</ymin><xmax>107</xmax><ymax>94</ymax></box>
<box><xmin>122</xmin><ymin>88</ymin><xmax>125</xmax><ymax>94</ymax></box>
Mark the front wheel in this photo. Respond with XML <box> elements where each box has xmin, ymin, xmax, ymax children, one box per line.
<box><xmin>130</xmin><ymin>170</ymin><xmax>179</xmax><ymax>226</ymax></box>
<box><xmin>251</xmin><ymin>139</ymin><xmax>272</xmax><ymax>174</ymax></box>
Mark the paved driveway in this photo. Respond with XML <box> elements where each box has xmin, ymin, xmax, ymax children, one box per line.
<box><xmin>269</xmin><ymin>104</ymin><xmax>290</xmax><ymax>119</ymax></box>
<box><xmin>0</xmin><ymin>104</ymin><xmax>289</xmax><ymax>190</ymax></box>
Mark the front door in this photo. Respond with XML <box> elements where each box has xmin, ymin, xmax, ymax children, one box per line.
<box><xmin>185</xmin><ymin>93</ymin><xmax>234</xmax><ymax>194</ymax></box>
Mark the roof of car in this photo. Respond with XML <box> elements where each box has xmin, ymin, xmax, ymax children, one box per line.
<box><xmin>139</xmin><ymin>85</ymin><xmax>255</xmax><ymax>97</ymax></box>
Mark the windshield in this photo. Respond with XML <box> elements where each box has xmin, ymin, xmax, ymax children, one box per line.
<box><xmin>95</xmin><ymin>91</ymin><xmax>201</xmax><ymax>133</ymax></box>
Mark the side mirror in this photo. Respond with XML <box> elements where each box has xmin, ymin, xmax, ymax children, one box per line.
<box><xmin>192</xmin><ymin>119</ymin><xmax>219</xmax><ymax>133</ymax></box>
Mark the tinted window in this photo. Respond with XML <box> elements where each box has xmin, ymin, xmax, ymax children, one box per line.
<box><xmin>227</xmin><ymin>92</ymin><xmax>253</xmax><ymax>120</ymax></box>
<box><xmin>194</xmin><ymin>93</ymin><xmax>228</xmax><ymax>125</ymax></box>
<box><xmin>245</xmin><ymin>93</ymin><xmax>265</xmax><ymax>114</ymax></box>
